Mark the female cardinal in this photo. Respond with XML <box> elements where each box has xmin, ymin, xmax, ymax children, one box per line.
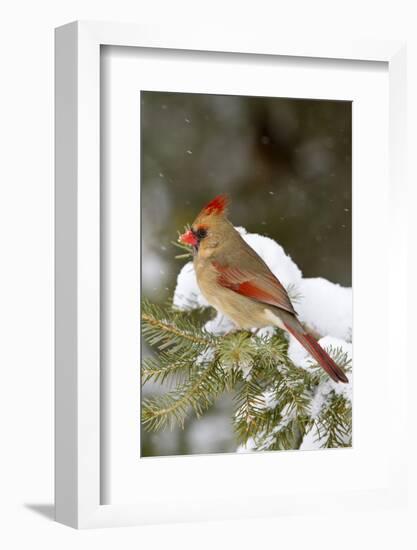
<box><xmin>179</xmin><ymin>194</ymin><xmax>348</xmax><ymax>383</ymax></box>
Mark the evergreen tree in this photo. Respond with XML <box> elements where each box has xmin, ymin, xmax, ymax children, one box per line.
<box><xmin>141</xmin><ymin>298</ymin><xmax>352</xmax><ymax>451</ymax></box>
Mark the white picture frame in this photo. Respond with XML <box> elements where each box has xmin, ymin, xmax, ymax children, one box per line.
<box><xmin>55</xmin><ymin>21</ymin><xmax>407</xmax><ymax>529</ymax></box>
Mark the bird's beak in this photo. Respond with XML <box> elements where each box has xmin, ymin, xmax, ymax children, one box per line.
<box><xmin>179</xmin><ymin>229</ymin><xmax>198</xmax><ymax>247</ymax></box>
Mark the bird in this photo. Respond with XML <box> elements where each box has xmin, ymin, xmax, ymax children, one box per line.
<box><xmin>179</xmin><ymin>194</ymin><xmax>348</xmax><ymax>383</ymax></box>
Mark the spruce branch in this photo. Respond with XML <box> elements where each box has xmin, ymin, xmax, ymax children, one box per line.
<box><xmin>142</xmin><ymin>354</ymin><xmax>196</xmax><ymax>386</ymax></box>
<box><xmin>233</xmin><ymin>376</ymin><xmax>268</xmax><ymax>442</ymax></box>
<box><xmin>313</xmin><ymin>393</ymin><xmax>352</xmax><ymax>448</ymax></box>
<box><xmin>142</xmin><ymin>299</ymin><xmax>214</xmax><ymax>349</ymax></box>
<box><xmin>141</xmin><ymin>300</ymin><xmax>352</xmax><ymax>450</ymax></box>
<box><xmin>142</xmin><ymin>359</ymin><xmax>225</xmax><ymax>431</ymax></box>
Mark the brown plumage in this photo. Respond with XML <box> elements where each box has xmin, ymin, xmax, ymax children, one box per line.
<box><xmin>179</xmin><ymin>194</ymin><xmax>348</xmax><ymax>383</ymax></box>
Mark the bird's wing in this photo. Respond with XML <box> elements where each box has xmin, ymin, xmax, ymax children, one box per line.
<box><xmin>212</xmin><ymin>261</ymin><xmax>296</xmax><ymax>315</ymax></box>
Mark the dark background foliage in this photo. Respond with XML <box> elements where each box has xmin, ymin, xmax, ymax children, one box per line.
<box><xmin>141</xmin><ymin>91</ymin><xmax>351</xmax><ymax>457</ymax></box>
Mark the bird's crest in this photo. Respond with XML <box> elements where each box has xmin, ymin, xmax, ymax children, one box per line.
<box><xmin>200</xmin><ymin>194</ymin><xmax>229</xmax><ymax>217</ymax></box>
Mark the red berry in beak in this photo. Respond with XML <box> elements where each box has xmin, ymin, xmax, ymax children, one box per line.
<box><xmin>179</xmin><ymin>229</ymin><xmax>198</xmax><ymax>246</ymax></box>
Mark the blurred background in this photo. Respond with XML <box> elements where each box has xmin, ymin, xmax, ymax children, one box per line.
<box><xmin>141</xmin><ymin>91</ymin><xmax>351</xmax><ymax>457</ymax></box>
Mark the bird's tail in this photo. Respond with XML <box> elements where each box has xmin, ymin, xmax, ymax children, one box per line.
<box><xmin>284</xmin><ymin>322</ymin><xmax>349</xmax><ymax>384</ymax></box>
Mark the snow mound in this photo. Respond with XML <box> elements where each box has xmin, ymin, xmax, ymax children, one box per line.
<box><xmin>297</xmin><ymin>278</ymin><xmax>352</xmax><ymax>342</ymax></box>
<box><xmin>204</xmin><ymin>312</ymin><xmax>236</xmax><ymax>336</ymax></box>
<box><xmin>239</xmin><ymin>231</ymin><xmax>302</xmax><ymax>290</ymax></box>
<box><xmin>173</xmin><ymin>261</ymin><xmax>209</xmax><ymax>310</ymax></box>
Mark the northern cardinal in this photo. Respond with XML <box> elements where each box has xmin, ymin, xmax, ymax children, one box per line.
<box><xmin>179</xmin><ymin>194</ymin><xmax>348</xmax><ymax>383</ymax></box>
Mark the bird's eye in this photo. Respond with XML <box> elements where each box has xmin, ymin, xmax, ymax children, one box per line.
<box><xmin>195</xmin><ymin>227</ymin><xmax>207</xmax><ymax>240</ymax></box>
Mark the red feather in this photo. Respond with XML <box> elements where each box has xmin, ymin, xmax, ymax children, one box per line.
<box><xmin>221</xmin><ymin>279</ymin><xmax>275</xmax><ymax>303</ymax></box>
<box><xmin>284</xmin><ymin>322</ymin><xmax>349</xmax><ymax>383</ymax></box>
<box><xmin>213</xmin><ymin>262</ymin><xmax>296</xmax><ymax>315</ymax></box>
<box><xmin>201</xmin><ymin>194</ymin><xmax>229</xmax><ymax>216</ymax></box>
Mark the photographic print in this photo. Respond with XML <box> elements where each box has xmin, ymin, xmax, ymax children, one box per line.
<box><xmin>141</xmin><ymin>91</ymin><xmax>352</xmax><ymax>457</ymax></box>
